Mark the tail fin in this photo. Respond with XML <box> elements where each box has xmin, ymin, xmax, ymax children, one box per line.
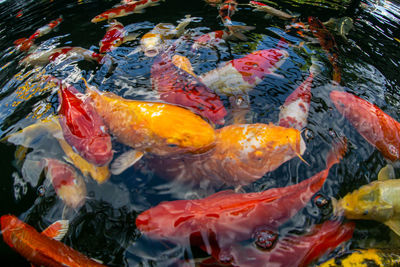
<box><xmin>14</xmin><ymin>38</ymin><xmax>33</xmax><ymax>51</ymax></box>
<box><xmin>310</xmin><ymin>56</ymin><xmax>322</xmax><ymax>77</ymax></box>
<box><xmin>227</xmin><ymin>25</ymin><xmax>255</xmax><ymax>41</ymax></box>
<box><xmin>326</xmin><ymin>137</ymin><xmax>347</xmax><ymax>170</ymax></box>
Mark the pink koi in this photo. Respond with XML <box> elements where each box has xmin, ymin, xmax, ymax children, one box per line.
<box><xmin>200</xmin><ymin>49</ymin><xmax>288</xmax><ymax>96</ymax></box>
<box><xmin>151</xmin><ymin>52</ymin><xmax>227</xmax><ymax>125</ymax></box>
<box><xmin>330</xmin><ymin>90</ymin><xmax>400</xmax><ymax>162</ymax></box>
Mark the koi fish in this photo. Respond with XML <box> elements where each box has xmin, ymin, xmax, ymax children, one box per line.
<box><xmin>192</xmin><ymin>26</ymin><xmax>255</xmax><ymax>50</ymax></box>
<box><xmin>145</xmin><ymin>123</ymin><xmax>306</xmax><ymax>186</ymax></box>
<box><xmin>57</xmin><ymin>80</ymin><xmax>113</xmax><ymax>166</ymax></box>
<box><xmin>249</xmin><ymin>1</ymin><xmax>295</xmax><ymax>20</ymax></box>
<box><xmin>151</xmin><ymin>52</ymin><xmax>227</xmax><ymax>125</ymax></box>
<box><xmin>140</xmin><ymin>15</ymin><xmax>192</xmax><ymax>57</ymax></box>
<box><xmin>219</xmin><ymin>0</ymin><xmax>238</xmax><ymax>25</ymax></box>
<box><xmin>308</xmin><ymin>17</ymin><xmax>341</xmax><ymax>83</ymax></box>
<box><xmin>136</xmin><ymin>140</ymin><xmax>346</xmax><ymax>257</ymax></box>
<box><xmin>333</xmin><ymin>165</ymin><xmax>400</xmax><ymax>237</ymax></box>
<box><xmin>199</xmin><ymin>49</ymin><xmax>288</xmax><ymax>96</ymax></box>
<box><xmin>14</xmin><ymin>16</ymin><xmax>63</xmax><ymax>52</ymax></box>
<box><xmin>83</xmin><ymin>79</ymin><xmax>216</xmax><ymax>156</ymax></box>
<box><xmin>42</xmin><ymin>158</ymin><xmax>86</xmax><ymax>209</ymax></box>
<box><xmin>5</xmin><ymin>116</ymin><xmax>111</xmax><ymax>184</ymax></box>
<box><xmin>330</xmin><ymin>90</ymin><xmax>400</xmax><ymax>162</ymax></box>
<box><xmin>99</xmin><ymin>20</ymin><xmax>138</xmax><ymax>53</ymax></box>
<box><xmin>91</xmin><ymin>0</ymin><xmax>165</xmax><ymax>23</ymax></box>
<box><xmin>318</xmin><ymin>248</ymin><xmax>400</xmax><ymax>267</ymax></box>
<box><xmin>204</xmin><ymin>0</ymin><xmax>223</xmax><ymax>7</ymax></box>
<box><xmin>278</xmin><ymin>58</ymin><xmax>320</xmax><ymax>130</ymax></box>
<box><xmin>1</xmin><ymin>215</ymin><xmax>106</xmax><ymax>266</ymax></box>
<box><xmin>201</xmin><ymin>220</ymin><xmax>355</xmax><ymax>266</ymax></box>
<box><xmin>20</xmin><ymin>47</ymin><xmax>105</xmax><ymax>66</ymax></box>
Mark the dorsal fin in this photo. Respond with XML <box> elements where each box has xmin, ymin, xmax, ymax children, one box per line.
<box><xmin>378</xmin><ymin>164</ymin><xmax>396</xmax><ymax>181</ymax></box>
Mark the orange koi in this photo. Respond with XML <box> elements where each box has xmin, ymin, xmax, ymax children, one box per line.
<box><xmin>1</xmin><ymin>215</ymin><xmax>106</xmax><ymax>266</ymax></box>
<box><xmin>83</xmin><ymin>80</ymin><xmax>216</xmax><ymax>156</ymax></box>
<box><xmin>145</xmin><ymin>123</ymin><xmax>306</xmax><ymax>186</ymax></box>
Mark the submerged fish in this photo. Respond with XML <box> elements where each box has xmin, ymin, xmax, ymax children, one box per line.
<box><xmin>136</xmin><ymin>140</ymin><xmax>345</xmax><ymax>257</ymax></box>
<box><xmin>57</xmin><ymin>80</ymin><xmax>113</xmax><ymax>166</ymax></box>
<box><xmin>140</xmin><ymin>15</ymin><xmax>192</xmax><ymax>57</ymax></box>
<box><xmin>249</xmin><ymin>1</ymin><xmax>295</xmax><ymax>20</ymax></box>
<box><xmin>91</xmin><ymin>0</ymin><xmax>165</xmax><ymax>23</ymax></box>
<box><xmin>334</xmin><ymin>166</ymin><xmax>400</xmax><ymax>237</ymax></box>
<box><xmin>200</xmin><ymin>49</ymin><xmax>288</xmax><ymax>96</ymax></box>
<box><xmin>146</xmin><ymin>123</ymin><xmax>306</xmax><ymax>186</ymax></box>
<box><xmin>99</xmin><ymin>20</ymin><xmax>137</xmax><ymax>53</ymax></box>
<box><xmin>330</xmin><ymin>90</ymin><xmax>400</xmax><ymax>162</ymax></box>
<box><xmin>318</xmin><ymin>248</ymin><xmax>400</xmax><ymax>267</ymax></box>
<box><xmin>42</xmin><ymin>158</ymin><xmax>87</xmax><ymax>209</ymax></box>
<box><xmin>20</xmin><ymin>47</ymin><xmax>105</xmax><ymax>66</ymax></box>
<box><xmin>14</xmin><ymin>16</ymin><xmax>63</xmax><ymax>52</ymax></box>
<box><xmin>5</xmin><ymin>116</ymin><xmax>111</xmax><ymax>184</ymax></box>
<box><xmin>151</xmin><ymin>52</ymin><xmax>227</xmax><ymax>125</ymax></box>
<box><xmin>308</xmin><ymin>17</ymin><xmax>341</xmax><ymax>83</ymax></box>
<box><xmin>202</xmin><ymin>220</ymin><xmax>355</xmax><ymax>267</ymax></box>
<box><xmin>1</xmin><ymin>215</ymin><xmax>106</xmax><ymax>266</ymax></box>
<box><xmin>278</xmin><ymin>59</ymin><xmax>320</xmax><ymax>130</ymax></box>
<box><xmin>84</xmin><ymin>80</ymin><xmax>216</xmax><ymax>156</ymax></box>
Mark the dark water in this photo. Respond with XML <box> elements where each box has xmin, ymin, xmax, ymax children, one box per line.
<box><xmin>0</xmin><ymin>0</ymin><xmax>400</xmax><ymax>266</ymax></box>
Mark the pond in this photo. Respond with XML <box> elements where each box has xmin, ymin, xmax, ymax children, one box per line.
<box><xmin>1</xmin><ymin>0</ymin><xmax>400</xmax><ymax>266</ymax></box>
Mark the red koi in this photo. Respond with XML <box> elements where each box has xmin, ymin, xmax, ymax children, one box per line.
<box><xmin>136</xmin><ymin>140</ymin><xmax>346</xmax><ymax>258</ymax></box>
<box><xmin>330</xmin><ymin>90</ymin><xmax>400</xmax><ymax>162</ymax></box>
<box><xmin>91</xmin><ymin>0</ymin><xmax>164</xmax><ymax>23</ymax></box>
<box><xmin>200</xmin><ymin>49</ymin><xmax>288</xmax><ymax>96</ymax></box>
<box><xmin>219</xmin><ymin>0</ymin><xmax>238</xmax><ymax>25</ymax></box>
<box><xmin>308</xmin><ymin>17</ymin><xmax>341</xmax><ymax>83</ymax></box>
<box><xmin>41</xmin><ymin>158</ymin><xmax>87</xmax><ymax>209</ymax></box>
<box><xmin>20</xmin><ymin>46</ymin><xmax>105</xmax><ymax>66</ymax></box>
<box><xmin>57</xmin><ymin>79</ymin><xmax>113</xmax><ymax>166</ymax></box>
<box><xmin>14</xmin><ymin>17</ymin><xmax>63</xmax><ymax>52</ymax></box>
<box><xmin>1</xmin><ymin>215</ymin><xmax>106</xmax><ymax>266</ymax></box>
<box><xmin>151</xmin><ymin>52</ymin><xmax>227</xmax><ymax>125</ymax></box>
<box><xmin>99</xmin><ymin>20</ymin><xmax>126</xmax><ymax>53</ymax></box>
<box><xmin>200</xmin><ymin>220</ymin><xmax>355</xmax><ymax>266</ymax></box>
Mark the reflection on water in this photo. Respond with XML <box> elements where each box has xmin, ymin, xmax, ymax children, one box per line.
<box><xmin>0</xmin><ymin>0</ymin><xmax>400</xmax><ymax>266</ymax></box>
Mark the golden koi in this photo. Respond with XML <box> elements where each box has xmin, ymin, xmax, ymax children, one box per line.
<box><xmin>83</xmin><ymin>79</ymin><xmax>216</xmax><ymax>156</ymax></box>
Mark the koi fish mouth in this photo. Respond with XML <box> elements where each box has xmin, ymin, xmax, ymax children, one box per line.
<box><xmin>144</xmin><ymin>48</ymin><xmax>159</xmax><ymax>57</ymax></box>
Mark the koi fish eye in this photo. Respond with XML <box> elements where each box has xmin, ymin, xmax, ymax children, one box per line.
<box><xmin>253</xmin><ymin>229</ymin><xmax>278</xmax><ymax>249</ymax></box>
<box><xmin>167</xmin><ymin>143</ymin><xmax>178</xmax><ymax>148</ymax></box>
<box><xmin>314</xmin><ymin>194</ymin><xmax>329</xmax><ymax>208</ymax></box>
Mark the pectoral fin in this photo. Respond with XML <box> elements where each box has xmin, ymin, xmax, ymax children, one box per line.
<box><xmin>123</xmin><ymin>33</ymin><xmax>139</xmax><ymax>43</ymax></box>
<box><xmin>41</xmin><ymin>220</ymin><xmax>69</xmax><ymax>241</ymax></box>
<box><xmin>378</xmin><ymin>164</ymin><xmax>395</xmax><ymax>181</ymax></box>
<box><xmin>385</xmin><ymin>219</ymin><xmax>400</xmax><ymax>237</ymax></box>
<box><xmin>111</xmin><ymin>149</ymin><xmax>144</xmax><ymax>175</ymax></box>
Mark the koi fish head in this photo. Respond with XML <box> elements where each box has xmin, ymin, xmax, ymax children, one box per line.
<box><xmin>81</xmin><ymin>134</ymin><xmax>114</xmax><ymax>166</ymax></box>
<box><xmin>231</xmin><ymin>49</ymin><xmax>288</xmax><ymax>85</ymax></box>
<box><xmin>99</xmin><ymin>20</ymin><xmax>125</xmax><ymax>53</ymax></box>
<box><xmin>91</xmin><ymin>13</ymin><xmax>109</xmax><ymax>23</ymax></box>
<box><xmin>141</xmin><ymin>32</ymin><xmax>164</xmax><ymax>57</ymax></box>
<box><xmin>214</xmin><ymin>123</ymin><xmax>306</xmax><ymax>185</ymax></box>
<box><xmin>336</xmin><ymin>181</ymin><xmax>393</xmax><ymax>222</ymax></box>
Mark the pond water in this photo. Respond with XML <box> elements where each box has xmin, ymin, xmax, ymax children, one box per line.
<box><xmin>1</xmin><ymin>0</ymin><xmax>400</xmax><ymax>266</ymax></box>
